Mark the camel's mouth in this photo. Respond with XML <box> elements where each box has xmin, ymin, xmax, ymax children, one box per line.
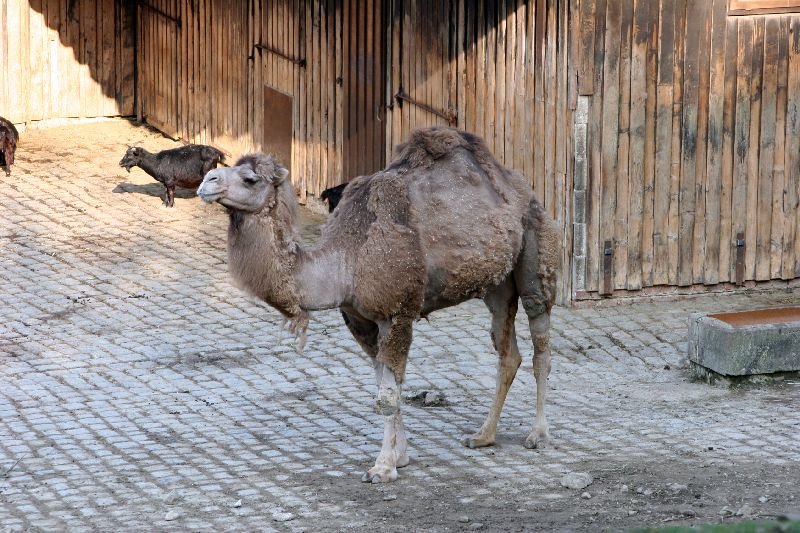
<box><xmin>197</xmin><ymin>189</ymin><xmax>223</xmax><ymax>203</ymax></box>
<box><xmin>197</xmin><ymin>182</ymin><xmax>226</xmax><ymax>203</ymax></box>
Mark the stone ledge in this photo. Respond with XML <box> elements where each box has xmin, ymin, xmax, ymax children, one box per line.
<box><xmin>688</xmin><ymin>308</ymin><xmax>800</xmax><ymax>376</ymax></box>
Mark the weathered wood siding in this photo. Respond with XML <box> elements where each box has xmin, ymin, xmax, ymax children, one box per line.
<box><xmin>386</xmin><ymin>0</ymin><xmax>575</xmax><ymax>303</ymax></box>
<box><xmin>578</xmin><ymin>0</ymin><xmax>800</xmax><ymax>295</ymax></box>
<box><xmin>0</xmin><ymin>0</ymin><xmax>134</xmax><ymax>124</ymax></box>
<box><xmin>137</xmin><ymin>0</ymin><xmax>384</xmax><ymax>200</ymax></box>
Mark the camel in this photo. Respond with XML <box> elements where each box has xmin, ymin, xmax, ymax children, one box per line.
<box><xmin>197</xmin><ymin>126</ymin><xmax>560</xmax><ymax>483</ymax></box>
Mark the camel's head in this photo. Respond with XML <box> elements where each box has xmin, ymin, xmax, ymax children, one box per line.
<box><xmin>118</xmin><ymin>146</ymin><xmax>142</xmax><ymax>172</ymax></box>
<box><xmin>197</xmin><ymin>153</ymin><xmax>289</xmax><ymax>213</ymax></box>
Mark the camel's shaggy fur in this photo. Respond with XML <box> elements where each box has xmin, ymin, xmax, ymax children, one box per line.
<box><xmin>198</xmin><ymin>126</ymin><xmax>560</xmax><ymax>483</ymax></box>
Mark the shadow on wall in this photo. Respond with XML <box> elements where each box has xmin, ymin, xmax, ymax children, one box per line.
<box><xmin>4</xmin><ymin>0</ymin><xmax>136</xmax><ymax>124</ymax></box>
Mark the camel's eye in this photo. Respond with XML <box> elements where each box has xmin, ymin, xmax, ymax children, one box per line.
<box><xmin>243</xmin><ymin>176</ymin><xmax>258</xmax><ymax>185</ymax></box>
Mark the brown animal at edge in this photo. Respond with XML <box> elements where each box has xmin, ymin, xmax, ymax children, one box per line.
<box><xmin>197</xmin><ymin>126</ymin><xmax>560</xmax><ymax>483</ymax></box>
<box><xmin>0</xmin><ymin>116</ymin><xmax>19</xmax><ymax>176</ymax></box>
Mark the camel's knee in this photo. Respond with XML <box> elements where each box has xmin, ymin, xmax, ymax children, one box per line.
<box><xmin>376</xmin><ymin>388</ymin><xmax>400</xmax><ymax>416</ymax></box>
<box><xmin>529</xmin><ymin>313</ymin><xmax>552</xmax><ymax>377</ymax></box>
<box><xmin>520</xmin><ymin>296</ymin><xmax>548</xmax><ymax>319</ymax></box>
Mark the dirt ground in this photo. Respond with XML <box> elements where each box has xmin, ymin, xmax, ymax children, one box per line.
<box><xmin>1</xmin><ymin>119</ymin><xmax>799</xmax><ymax>532</ymax></box>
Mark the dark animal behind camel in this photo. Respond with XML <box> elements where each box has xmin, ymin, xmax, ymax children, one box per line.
<box><xmin>119</xmin><ymin>144</ymin><xmax>225</xmax><ymax>207</ymax></box>
<box><xmin>0</xmin><ymin>116</ymin><xmax>19</xmax><ymax>176</ymax></box>
<box><xmin>320</xmin><ymin>182</ymin><xmax>348</xmax><ymax>213</ymax></box>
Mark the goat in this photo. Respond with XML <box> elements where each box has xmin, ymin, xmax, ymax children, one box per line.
<box><xmin>0</xmin><ymin>116</ymin><xmax>19</xmax><ymax>176</ymax></box>
<box><xmin>119</xmin><ymin>144</ymin><xmax>225</xmax><ymax>207</ymax></box>
<box><xmin>320</xmin><ymin>182</ymin><xmax>348</xmax><ymax>213</ymax></box>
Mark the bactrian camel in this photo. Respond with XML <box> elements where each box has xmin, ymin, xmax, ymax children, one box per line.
<box><xmin>197</xmin><ymin>127</ymin><xmax>560</xmax><ymax>483</ymax></box>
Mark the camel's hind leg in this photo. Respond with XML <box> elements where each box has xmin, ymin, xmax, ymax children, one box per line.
<box><xmin>343</xmin><ymin>310</ymin><xmax>411</xmax><ymax>483</ymax></box>
<box><xmin>515</xmin><ymin>199</ymin><xmax>559</xmax><ymax>449</ymax></box>
<box><xmin>464</xmin><ymin>276</ymin><xmax>521</xmax><ymax>448</ymax></box>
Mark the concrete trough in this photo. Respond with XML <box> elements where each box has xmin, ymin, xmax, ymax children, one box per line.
<box><xmin>688</xmin><ymin>307</ymin><xmax>800</xmax><ymax>376</ymax></box>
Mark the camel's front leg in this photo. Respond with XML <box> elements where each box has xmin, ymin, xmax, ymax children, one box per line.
<box><xmin>362</xmin><ymin>319</ymin><xmax>412</xmax><ymax>483</ymax></box>
<box><xmin>363</xmin><ymin>360</ymin><xmax>409</xmax><ymax>483</ymax></box>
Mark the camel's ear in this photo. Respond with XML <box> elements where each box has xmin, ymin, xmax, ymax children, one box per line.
<box><xmin>272</xmin><ymin>164</ymin><xmax>289</xmax><ymax>184</ymax></box>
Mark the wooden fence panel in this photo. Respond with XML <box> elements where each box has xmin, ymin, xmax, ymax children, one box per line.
<box><xmin>578</xmin><ymin>0</ymin><xmax>800</xmax><ymax>295</ymax></box>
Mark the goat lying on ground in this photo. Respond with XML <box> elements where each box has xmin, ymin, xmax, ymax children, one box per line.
<box><xmin>119</xmin><ymin>144</ymin><xmax>225</xmax><ymax>207</ymax></box>
<box><xmin>320</xmin><ymin>182</ymin><xmax>348</xmax><ymax>213</ymax></box>
<box><xmin>0</xmin><ymin>116</ymin><xmax>19</xmax><ymax>176</ymax></box>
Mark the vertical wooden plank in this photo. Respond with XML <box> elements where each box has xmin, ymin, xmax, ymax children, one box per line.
<box><xmin>746</xmin><ymin>19</ymin><xmax>765</xmax><ymax>280</ymax></box>
<box><xmin>691</xmin><ymin>0</ymin><xmax>712</xmax><ymax>284</ymax></box>
<box><xmin>614</xmin><ymin>0</ymin><xmax>632</xmax><ymax>289</ymax></box>
<box><xmin>579</xmin><ymin>0</ymin><xmax>596</xmax><ymax>95</ymax></box>
<box><xmin>496</xmin><ymin>0</ymin><xmax>508</xmax><ymax>162</ymax></box>
<box><xmin>771</xmin><ymin>18</ymin><xmax>789</xmax><ymax>280</ymax></box>
<box><xmin>667</xmin><ymin>0</ymin><xmax>687</xmax><ymax>285</ymax></box>
<box><xmin>784</xmin><ymin>17</ymin><xmax>800</xmax><ymax>279</ymax></box>
<box><xmin>719</xmin><ymin>15</ymin><xmax>737</xmax><ymax>282</ymax></box>
<box><xmin>512</xmin><ymin>0</ymin><xmax>525</xmax><ymax>174</ymax></box>
<box><xmin>599</xmin><ymin>0</ymin><xmax>620</xmax><ymax>294</ymax></box>
<box><xmin>680</xmin><ymin>0</ymin><xmax>703</xmax><ymax>286</ymax></box>
<box><xmin>627</xmin><ymin>0</ymin><xmax>649</xmax><ymax>290</ymax></box>
<box><xmin>7</xmin><ymin>0</ymin><xmax>24</xmax><ymax>121</ymax></box>
<box><xmin>486</xmin><ymin>1</ymin><xmax>498</xmax><ymax>153</ymax></box>
<box><xmin>639</xmin><ymin>0</ymin><xmax>658</xmax><ymax>286</ymax></box>
<box><xmin>732</xmin><ymin>18</ymin><xmax>753</xmax><ymax>282</ymax></box>
<box><xmin>544</xmin><ymin>0</ymin><xmax>557</xmax><ymax>217</ymax></box>
<box><xmin>558</xmin><ymin>0</ymin><xmax>572</xmax><ymax>302</ymax></box>
<box><xmin>28</xmin><ymin>0</ymin><xmax>43</xmax><ymax>121</ymax></box>
<box><xmin>0</xmin><ymin>0</ymin><xmax>7</xmax><ymax>114</ymax></box>
<box><xmin>703</xmin><ymin>0</ymin><xmax>727</xmax><ymax>286</ymax></box>
<box><xmin>523</xmin><ymin>0</ymin><xmax>535</xmax><ymax>182</ymax></box>
<box><xmin>653</xmin><ymin>0</ymin><xmax>674</xmax><ymax>286</ymax></box>
<box><xmin>327</xmin><ymin>0</ymin><xmax>338</xmax><ymax>185</ymax></box>
<box><xmin>585</xmin><ymin>0</ymin><xmax>606</xmax><ymax>292</ymax></box>
<box><xmin>102</xmin><ymin>0</ymin><xmax>116</xmax><ymax>115</ymax></box>
<box><xmin>475</xmin><ymin>1</ymin><xmax>486</xmax><ymax>146</ymax></box>
<box><xmin>533</xmin><ymin>0</ymin><xmax>546</xmax><ymax>196</ymax></box>
<box><xmin>755</xmin><ymin>16</ymin><xmax>778</xmax><ymax>281</ymax></box>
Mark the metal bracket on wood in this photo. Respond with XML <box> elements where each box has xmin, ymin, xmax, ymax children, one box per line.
<box><xmin>139</xmin><ymin>1</ymin><xmax>181</xmax><ymax>26</ymax></box>
<box><xmin>735</xmin><ymin>232</ymin><xmax>746</xmax><ymax>286</ymax></box>
<box><xmin>601</xmin><ymin>240</ymin><xmax>613</xmax><ymax>296</ymax></box>
<box><xmin>394</xmin><ymin>89</ymin><xmax>457</xmax><ymax>125</ymax></box>
<box><xmin>249</xmin><ymin>43</ymin><xmax>306</xmax><ymax>68</ymax></box>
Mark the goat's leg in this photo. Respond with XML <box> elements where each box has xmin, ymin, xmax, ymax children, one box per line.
<box><xmin>165</xmin><ymin>185</ymin><xmax>176</xmax><ymax>207</ymax></box>
<box><xmin>464</xmin><ymin>277</ymin><xmax>521</xmax><ymax>448</ymax></box>
<box><xmin>362</xmin><ymin>317</ymin><xmax>412</xmax><ymax>483</ymax></box>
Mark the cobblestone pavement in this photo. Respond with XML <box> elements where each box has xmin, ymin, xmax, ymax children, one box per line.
<box><xmin>1</xmin><ymin>120</ymin><xmax>799</xmax><ymax>532</ymax></box>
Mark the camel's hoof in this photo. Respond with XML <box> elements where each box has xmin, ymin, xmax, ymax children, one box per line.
<box><xmin>524</xmin><ymin>431</ymin><xmax>550</xmax><ymax>449</ymax></box>
<box><xmin>361</xmin><ymin>466</ymin><xmax>399</xmax><ymax>483</ymax></box>
<box><xmin>463</xmin><ymin>434</ymin><xmax>495</xmax><ymax>449</ymax></box>
<box><xmin>396</xmin><ymin>454</ymin><xmax>410</xmax><ymax>469</ymax></box>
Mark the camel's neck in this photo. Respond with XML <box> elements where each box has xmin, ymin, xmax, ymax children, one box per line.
<box><xmin>227</xmin><ymin>211</ymin><xmax>353</xmax><ymax>316</ymax></box>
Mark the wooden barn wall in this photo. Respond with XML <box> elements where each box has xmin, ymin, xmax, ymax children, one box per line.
<box><xmin>0</xmin><ymin>0</ymin><xmax>135</xmax><ymax>124</ymax></box>
<box><xmin>137</xmin><ymin>0</ymin><xmax>574</xmax><ymax>301</ymax></box>
<box><xmin>137</xmin><ymin>0</ymin><xmax>384</xmax><ymax>199</ymax></box>
<box><xmin>386</xmin><ymin>0</ymin><xmax>575</xmax><ymax>303</ymax></box>
<box><xmin>578</xmin><ymin>0</ymin><xmax>800</xmax><ymax>295</ymax></box>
